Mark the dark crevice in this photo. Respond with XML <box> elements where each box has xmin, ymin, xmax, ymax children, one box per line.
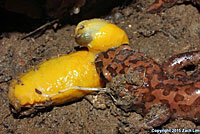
<box><xmin>0</xmin><ymin>0</ymin><xmax>136</xmax><ymax>35</ymax></box>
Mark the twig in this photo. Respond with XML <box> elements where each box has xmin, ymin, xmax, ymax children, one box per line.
<box><xmin>21</xmin><ymin>19</ymin><xmax>59</xmax><ymax>40</ymax></box>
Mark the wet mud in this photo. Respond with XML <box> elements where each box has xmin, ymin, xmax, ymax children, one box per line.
<box><xmin>0</xmin><ymin>0</ymin><xmax>200</xmax><ymax>133</ymax></box>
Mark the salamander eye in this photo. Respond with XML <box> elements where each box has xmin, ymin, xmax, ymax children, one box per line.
<box><xmin>75</xmin><ymin>18</ymin><xmax>129</xmax><ymax>54</ymax></box>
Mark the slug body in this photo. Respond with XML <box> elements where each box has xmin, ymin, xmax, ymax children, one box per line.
<box><xmin>9</xmin><ymin>51</ymin><xmax>102</xmax><ymax>115</ymax></box>
<box><xmin>148</xmin><ymin>0</ymin><xmax>200</xmax><ymax>13</ymax></box>
<box><xmin>8</xmin><ymin>18</ymin><xmax>129</xmax><ymax>115</ymax></box>
<box><xmin>95</xmin><ymin>45</ymin><xmax>200</xmax><ymax>127</ymax></box>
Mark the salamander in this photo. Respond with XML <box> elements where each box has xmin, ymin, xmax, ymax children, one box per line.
<box><xmin>148</xmin><ymin>0</ymin><xmax>200</xmax><ymax>13</ymax></box>
<box><xmin>95</xmin><ymin>44</ymin><xmax>200</xmax><ymax>127</ymax></box>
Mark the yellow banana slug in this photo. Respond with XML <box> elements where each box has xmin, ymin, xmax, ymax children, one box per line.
<box><xmin>8</xmin><ymin>51</ymin><xmax>102</xmax><ymax>115</ymax></box>
<box><xmin>8</xmin><ymin>18</ymin><xmax>129</xmax><ymax>115</ymax></box>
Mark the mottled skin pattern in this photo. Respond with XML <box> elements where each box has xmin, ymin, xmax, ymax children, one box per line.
<box><xmin>148</xmin><ymin>0</ymin><xmax>200</xmax><ymax>13</ymax></box>
<box><xmin>95</xmin><ymin>45</ymin><xmax>200</xmax><ymax>127</ymax></box>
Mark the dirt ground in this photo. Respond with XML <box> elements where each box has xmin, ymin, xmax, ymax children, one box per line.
<box><xmin>0</xmin><ymin>0</ymin><xmax>200</xmax><ymax>134</ymax></box>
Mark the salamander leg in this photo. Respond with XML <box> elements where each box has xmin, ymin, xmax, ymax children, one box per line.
<box><xmin>144</xmin><ymin>104</ymin><xmax>171</xmax><ymax>127</ymax></box>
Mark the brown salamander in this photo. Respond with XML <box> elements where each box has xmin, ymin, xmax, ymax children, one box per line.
<box><xmin>148</xmin><ymin>0</ymin><xmax>200</xmax><ymax>13</ymax></box>
<box><xmin>95</xmin><ymin>44</ymin><xmax>200</xmax><ymax>127</ymax></box>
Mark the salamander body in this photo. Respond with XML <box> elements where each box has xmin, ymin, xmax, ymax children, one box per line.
<box><xmin>95</xmin><ymin>45</ymin><xmax>200</xmax><ymax>127</ymax></box>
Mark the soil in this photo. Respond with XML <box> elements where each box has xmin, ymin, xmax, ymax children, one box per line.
<box><xmin>0</xmin><ymin>0</ymin><xmax>200</xmax><ymax>134</ymax></box>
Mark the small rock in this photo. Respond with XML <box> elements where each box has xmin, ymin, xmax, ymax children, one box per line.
<box><xmin>114</xmin><ymin>12</ymin><xmax>124</xmax><ymax>23</ymax></box>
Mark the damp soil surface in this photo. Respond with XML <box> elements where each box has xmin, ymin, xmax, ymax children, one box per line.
<box><xmin>1</xmin><ymin>0</ymin><xmax>200</xmax><ymax>134</ymax></box>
